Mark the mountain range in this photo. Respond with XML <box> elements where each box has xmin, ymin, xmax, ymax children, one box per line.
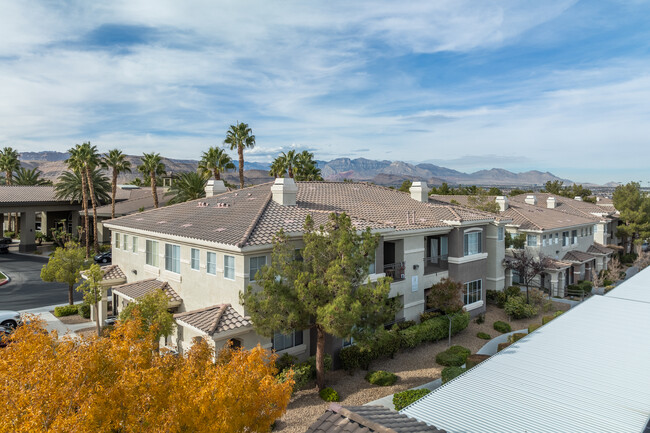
<box><xmin>19</xmin><ymin>151</ymin><xmax>584</xmax><ymax>187</ymax></box>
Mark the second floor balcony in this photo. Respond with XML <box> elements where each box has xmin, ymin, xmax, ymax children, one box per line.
<box><xmin>423</xmin><ymin>254</ymin><xmax>448</xmax><ymax>275</ymax></box>
<box><xmin>384</xmin><ymin>262</ymin><xmax>406</xmax><ymax>281</ymax></box>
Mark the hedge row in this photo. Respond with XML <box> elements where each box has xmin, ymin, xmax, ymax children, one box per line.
<box><xmin>54</xmin><ymin>305</ymin><xmax>79</xmax><ymax>317</ymax></box>
<box><xmin>435</xmin><ymin>345</ymin><xmax>470</xmax><ymax>367</ymax></box>
<box><xmin>340</xmin><ymin>312</ymin><xmax>470</xmax><ymax>373</ymax></box>
<box><xmin>393</xmin><ymin>389</ymin><xmax>431</xmax><ymax>410</ymax></box>
<box><xmin>441</xmin><ymin>366</ymin><xmax>466</xmax><ymax>384</ymax></box>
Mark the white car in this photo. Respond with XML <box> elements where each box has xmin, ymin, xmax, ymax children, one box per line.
<box><xmin>0</xmin><ymin>311</ymin><xmax>21</xmax><ymax>329</ymax></box>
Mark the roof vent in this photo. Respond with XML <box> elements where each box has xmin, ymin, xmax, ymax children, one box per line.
<box><xmin>547</xmin><ymin>196</ymin><xmax>557</xmax><ymax>209</ymax></box>
<box><xmin>495</xmin><ymin>196</ymin><xmax>509</xmax><ymax>211</ymax></box>
<box><xmin>574</xmin><ymin>196</ymin><xmax>583</xmax><ymax>201</ymax></box>
<box><xmin>205</xmin><ymin>180</ymin><xmax>227</xmax><ymax>197</ymax></box>
<box><xmin>525</xmin><ymin>195</ymin><xmax>537</xmax><ymax>206</ymax></box>
<box><xmin>409</xmin><ymin>181</ymin><xmax>429</xmax><ymax>203</ymax></box>
<box><xmin>271</xmin><ymin>177</ymin><xmax>298</xmax><ymax>206</ymax></box>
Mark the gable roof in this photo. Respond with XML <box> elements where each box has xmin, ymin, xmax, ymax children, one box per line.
<box><xmin>562</xmin><ymin>250</ymin><xmax>597</xmax><ymax>263</ymax></box>
<box><xmin>106</xmin><ymin>182</ymin><xmax>496</xmax><ymax>248</ymax></box>
<box><xmin>588</xmin><ymin>243</ymin><xmax>614</xmax><ymax>255</ymax></box>
<box><xmin>95</xmin><ymin>188</ymin><xmax>169</xmax><ymax>217</ymax></box>
<box><xmin>112</xmin><ymin>278</ymin><xmax>182</xmax><ymax>304</ymax></box>
<box><xmin>173</xmin><ymin>304</ymin><xmax>251</xmax><ymax>335</ymax></box>
<box><xmin>0</xmin><ymin>185</ymin><xmax>69</xmax><ymax>204</ymax></box>
<box><xmin>509</xmin><ymin>193</ymin><xmax>615</xmax><ymax>220</ymax></box>
<box><xmin>306</xmin><ymin>404</ymin><xmax>445</xmax><ymax>433</ymax></box>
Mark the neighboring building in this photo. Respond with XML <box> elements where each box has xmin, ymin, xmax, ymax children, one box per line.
<box><xmin>307</xmin><ymin>403</ymin><xmax>445</xmax><ymax>433</ymax></box>
<box><xmin>401</xmin><ymin>266</ymin><xmax>650</xmax><ymax>433</ymax></box>
<box><xmin>104</xmin><ymin>179</ymin><xmax>498</xmax><ymax>358</ymax></box>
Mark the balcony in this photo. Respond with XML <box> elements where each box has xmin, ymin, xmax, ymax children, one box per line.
<box><xmin>423</xmin><ymin>255</ymin><xmax>448</xmax><ymax>275</ymax></box>
<box><xmin>384</xmin><ymin>262</ymin><xmax>405</xmax><ymax>282</ymax></box>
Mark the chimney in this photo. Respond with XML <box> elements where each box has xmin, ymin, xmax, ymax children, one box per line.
<box><xmin>271</xmin><ymin>177</ymin><xmax>298</xmax><ymax>206</ymax></box>
<box><xmin>409</xmin><ymin>181</ymin><xmax>429</xmax><ymax>203</ymax></box>
<box><xmin>547</xmin><ymin>196</ymin><xmax>557</xmax><ymax>209</ymax></box>
<box><xmin>525</xmin><ymin>195</ymin><xmax>537</xmax><ymax>206</ymax></box>
<box><xmin>495</xmin><ymin>196</ymin><xmax>508</xmax><ymax>211</ymax></box>
<box><xmin>574</xmin><ymin>196</ymin><xmax>583</xmax><ymax>201</ymax></box>
<box><xmin>205</xmin><ymin>180</ymin><xmax>227</xmax><ymax>197</ymax></box>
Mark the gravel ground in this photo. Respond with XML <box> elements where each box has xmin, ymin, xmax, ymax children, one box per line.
<box><xmin>274</xmin><ymin>301</ymin><xmax>570</xmax><ymax>433</ymax></box>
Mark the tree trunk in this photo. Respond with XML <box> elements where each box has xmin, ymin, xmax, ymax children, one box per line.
<box><xmin>214</xmin><ymin>169</ymin><xmax>220</xmax><ymax>181</ymax></box>
<box><xmin>93</xmin><ymin>303</ymin><xmax>101</xmax><ymax>337</ymax></box>
<box><xmin>86</xmin><ymin>167</ymin><xmax>100</xmax><ymax>254</ymax></box>
<box><xmin>80</xmin><ymin>171</ymin><xmax>90</xmax><ymax>258</ymax></box>
<box><xmin>238</xmin><ymin>146</ymin><xmax>244</xmax><ymax>189</ymax></box>
<box><xmin>111</xmin><ymin>170</ymin><xmax>117</xmax><ymax>219</ymax></box>
<box><xmin>316</xmin><ymin>326</ymin><xmax>326</xmax><ymax>390</ymax></box>
<box><xmin>288</xmin><ymin>166</ymin><xmax>293</xmax><ymax>178</ymax></box>
<box><xmin>68</xmin><ymin>283</ymin><xmax>74</xmax><ymax>305</ymax></box>
<box><xmin>151</xmin><ymin>171</ymin><xmax>159</xmax><ymax>208</ymax></box>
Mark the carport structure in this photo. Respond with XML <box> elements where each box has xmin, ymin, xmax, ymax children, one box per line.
<box><xmin>0</xmin><ymin>186</ymin><xmax>82</xmax><ymax>252</ymax></box>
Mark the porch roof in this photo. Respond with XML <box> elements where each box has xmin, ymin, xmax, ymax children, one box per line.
<box><xmin>174</xmin><ymin>304</ymin><xmax>251</xmax><ymax>336</ymax></box>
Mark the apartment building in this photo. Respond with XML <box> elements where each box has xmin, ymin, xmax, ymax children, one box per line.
<box><xmin>104</xmin><ymin>179</ymin><xmax>501</xmax><ymax>358</ymax></box>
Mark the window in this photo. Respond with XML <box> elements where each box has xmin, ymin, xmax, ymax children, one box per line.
<box><xmin>132</xmin><ymin>236</ymin><xmax>138</xmax><ymax>253</ymax></box>
<box><xmin>572</xmin><ymin>230</ymin><xmax>578</xmax><ymax>244</ymax></box>
<box><xmin>191</xmin><ymin>248</ymin><xmax>200</xmax><ymax>271</ymax></box>
<box><xmin>272</xmin><ymin>330</ymin><xmax>303</xmax><ymax>351</ymax></box>
<box><xmin>146</xmin><ymin>240</ymin><xmax>158</xmax><ymax>266</ymax></box>
<box><xmin>368</xmin><ymin>261</ymin><xmax>376</xmax><ymax>275</ymax></box>
<box><xmin>463</xmin><ymin>231</ymin><xmax>482</xmax><ymax>256</ymax></box>
<box><xmin>122</xmin><ymin>234</ymin><xmax>128</xmax><ymax>250</ymax></box>
<box><xmin>554</xmin><ymin>233</ymin><xmax>559</xmax><ymax>244</ymax></box>
<box><xmin>594</xmin><ymin>224</ymin><xmax>598</xmax><ymax>234</ymax></box>
<box><xmin>115</xmin><ymin>232</ymin><xmax>120</xmax><ymax>249</ymax></box>
<box><xmin>562</xmin><ymin>231</ymin><xmax>570</xmax><ymax>247</ymax></box>
<box><xmin>224</xmin><ymin>255</ymin><xmax>235</xmax><ymax>280</ymax></box>
<box><xmin>542</xmin><ymin>235</ymin><xmax>547</xmax><ymax>247</ymax></box>
<box><xmin>249</xmin><ymin>256</ymin><xmax>266</xmax><ymax>281</ymax></box>
<box><xmin>294</xmin><ymin>249</ymin><xmax>303</xmax><ymax>262</ymax></box>
<box><xmin>342</xmin><ymin>336</ymin><xmax>354</xmax><ymax>348</ymax></box>
<box><xmin>206</xmin><ymin>252</ymin><xmax>217</xmax><ymax>275</ymax></box>
<box><xmin>497</xmin><ymin>227</ymin><xmax>504</xmax><ymax>241</ymax></box>
<box><xmin>527</xmin><ymin>235</ymin><xmax>537</xmax><ymax>247</ymax></box>
<box><xmin>165</xmin><ymin>244</ymin><xmax>181</xmax><ymax>274</ymax></box>
<box><xmin>463</xmin><ymin>280</ymin><xmax>482</xmax><ymax>305</ymax></box>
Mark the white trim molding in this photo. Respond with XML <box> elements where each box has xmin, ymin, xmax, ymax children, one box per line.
<box><xmin>448</xmin><ymin>252</ymin><xmax>488</xmax><ymax>264</ymax></box>
<box><xmin>464</xmin><ymin>300</ymin><xmax>484</xmax><ymax>312</ymax></box>
<box><xmin>403</xmin><ymin>300</ymin><xmax>425</xmax><ymax>310</ymax></box>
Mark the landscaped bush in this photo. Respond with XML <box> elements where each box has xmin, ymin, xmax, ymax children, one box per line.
<box><xmin>365</xmin><ymin>370</ymin><xmax>397</xmax><ymax>386</ymax></box>
<box><xmin>554</xmin><ymin>310</ymin><xmax>564</xmax><ymax>317</ymax></box>
<box><xmin>319</xmin><ymin>387</ymin><xmax>340</xmax><ymax>402</ymax></box>
<box><xmin>504</xmin><ymin>286</ymin><xmax>522</xmax><ymax>299</ymax></box>
<box><xmin>307</xmin><ymin>354</ymin><xmax>332</xmax><ymax>375</ymax></box>
<box><xmin>508</xmin><ymin>332</ymin><xmax>526</xmax><ymax>343</ymax></box>
<box><xmin>474</xmin><ymin>313</ymin><xmax>485</xmax><ymax>324</ymax></box>
<box><xmin>275</xmin><ymin>353</ymin><xmax>297</xmax><ymax>373</ymax></box>
<box><xmin>339</xmin><ymin>345</ymin><xmax>374</xmax><ymax>373</ymax></box>
<box><xmin>54</xmin><ymin>305</ymin><xmax>79</xmax><ymax>317</ymax></box>
<box><xmin>496</xmin><ymin>291</ymin><xmax>508</xmax><ymax>308</ymax></box>
<box><xmin>497</xmin><ymin>342</ymin><xmax>511</xmax><ymax>352</ymax></box>
<box><xmin>504</xmin><ymin>296</ymin><xmax>538</xmax><ymax>319</ymax></box>
<box><xmin>278</xmin><ymin>363</ymin><xmax>312</xmax><ymax>392</ymax></box>
<box><xmin>392</xmin><ymin>320</ymin><xmax>416</xmax><ymax>331</ymax></box>
<box><xmin>79</xmin><ymin>303</ymin><xmax>91</xmax><ymax>319</ymax></box>
<box><xmin>374</xmin><ymin>329</ymin><xmax>402</xmax><ymax>359</ymax></box>
<box><xmin>477</xmin><ymin>332</ymin><xmax>491</xmax><ymax>340</ymax></box>
<box><xmin>528</xmin><ymin>323</ymin><xmax>541</xmax><ymax>333</ymax></box>
<box><xmin>603</xmin><ymin>279</ymin><xmax>614</xmax><ymax>287</ymax></box>
<box><xmin>393</xmin><ymin>389</ymin><xmax>431</xmax><ymax>411</ymax></box>
<box><xmin>578</xmin><ymin>280</ymin><xmax>593</xmax><ymax>294</ymax></box>
<box><xmin>419</xmin><ymin>311</ymin><xmax>441</xmax><ymax>322</ymax></box>
<box><xmin>465</xmin><ymin>354</ymin><xmax>490</xmax><ymax>369</ymax></box>
<box><xmin>485</xmin><ymin>289</ymin><xmax>499</xmax><ymax>304</ymax></box>
<box><xmin>542</xmin><ymin>315</ymin><xmax>555</xmax><ymax>325</ymax></box>
<box><xmin>604</xmin><ymin>285</ymin><xmax>615</xmax><ymax>293</ymax></box>
<box><xmin>435</xmin><ymin>345</ymin><xmax>470</xmax><ymax>367</ymax></box>
<box><xmin>493</xmin><ymin>321</ymin><xmax>511</xmax><ymax>333</ymax></box>
<box><xmin>441</xmin><ymin>366</ymin><xmax>466</xmax><ymax>384</ymax></box>
<box><xmin>620</xmin><ymin>252</ymin><xmax>637</xmax><ymax>264</ymax></box>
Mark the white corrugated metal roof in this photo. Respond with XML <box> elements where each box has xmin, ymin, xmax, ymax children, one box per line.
<box><xmin>401</xmin><ymin>266</ymin><xmax>650</xmax><ymax>433</ymax></box>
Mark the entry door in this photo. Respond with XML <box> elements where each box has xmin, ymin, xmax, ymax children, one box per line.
<box><xmin>430</xmin><ymin>238</ymin><xmax>439</xmax><ymax>264</ymax></box>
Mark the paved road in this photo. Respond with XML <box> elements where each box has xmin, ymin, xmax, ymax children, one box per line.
<box><xmin>0</xmin><ymin>253</ymin><xmax>83</xmax><ymax>310</ymax></box>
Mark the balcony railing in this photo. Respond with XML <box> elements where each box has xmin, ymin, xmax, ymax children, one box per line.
<box><xmin>423</xmin><ymin>255</ymin><xmax>448</xmax><ymax>275</ymax></box>
<box><xmin>383</xmin><ymin>262</ymin><xmax>405</xmax><ymax>281</ymax></box>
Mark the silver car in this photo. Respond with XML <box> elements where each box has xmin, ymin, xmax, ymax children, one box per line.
<box><xmin>0</xmin><ymin>311</ymin><xmax>21</xmax><ymax>329</ymax></box>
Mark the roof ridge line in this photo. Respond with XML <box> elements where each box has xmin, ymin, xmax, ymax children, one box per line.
<box><xmin>173</xmin><ymin>303</ymin><xmax>226</xmax><ymax>319</ymax></box>
<box><xmin>329</xmin><ymin>404</ymin><xmax>399</xmax><ymax>433</ymax></box>
<box><xmin>236</xmin><ymin>192</ymin><xmax>272</xmax><ymax>248</ymax></box>
<box><xmin>208</xmin><ymin>304</ymin><xmax>230</xmax><ymax>334</ymax></box>
<box><xmin>112</xmin><ymin>277</ymin><xmax>158</xmax><ymax>289</ymax></box>
<box><xmin>508</xmin><ymin>206</ymin><xmax>543</xmax><ymax>230</ymax></box>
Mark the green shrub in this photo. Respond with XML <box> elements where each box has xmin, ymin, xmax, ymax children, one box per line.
<box><xmin>419</xmin><ymin>310</ymin><xmax>441</xmax><ymax>322</ymax></box>
<box><xmin>620</xmin><ymin>252</ymin><xmax>637</xmax><ymax>264</ymax></box>
<box><xmin>393</xmin><ymin>389</ymin><xmax>431</xmax><ymax>410</ymax></box>
<box><xmin>392</xmin><ymin>320</ymin><xmax>416</xmax><ymax>331</ymax></box>
<box><xmin>3</xmin><ymin>231</ymin><xmax>15</xmax><ymax>238</ymax></box>
<box><xmin>493</xmin><ymin>321</ymin><xmax>511</xmax><ymax>333</ymax></box>
<box><xmin>339</xmin><ymin>345</ymin><xmax>373</xmax><ymax>373</ymax></box>
<box><xmin>54</xmin><ymin>305</ymin><xmax>79</xmax><ymax>317</ymax></box>
<box><xmin>485</xmin><ymin>289</ymin><xmax>499</xmax><ymax>304</ymax></box>
<box><xmin>508</xmin><ymin>332</ymin><xmax>526</xmax><ymax>343</ymax></box>
<box><xmin>278</xmin><ymin>363</ymin><xmax>313</xmax><ymax>392</ymax></box>
<box><xmin>496</xmin><ymin>291</ymin><xmax>508</xmax><ymax>308</ymax></box>
<box><xmin>365</xmin><ymin>370</ymin><xmax>397</xmax><ymax>386</ymax></box>
<box><xmin>275</xmin><ymin>353</ymin><xmax>297</xmax><ymax>373</ymax></box>
<box><xmin>319</xmin><ymin>387</ymin><xmax>340</xmax><ymax>402</ymax></box>
<box><xmin>477</xmin><ymin>332</ymin><xmax>491</xmax><ymax>340</ymax></box>
<box><xmin>435</xmin><ymin>345</ymin><xmax>470</xmax><ymax>367</ymax></box>
<box><xmin>504</xmin><ymin>296</ymin><xmax>538</xmax><ymax>319</ymax></box>
<box><xmin>528</xmin><ymin>323</ymin><xmax>541</xmax><ymax>333</ymax></box>
<box><xmin>603</xmin><ymin>278</ymin><xmax>614</xmax><ymax>287</ymax></box>
<box><xmin>541</xmin><ymin>315</ymin><xmax>554</xmax><ymax>325</ymax></box>
<box><xmin>79</xmin><ymin>303</ymin><xmax>91</xmax><ymax>319</ymax></box>
<box><xmin>554</xmin><ymin>310</ymin><xmax>564</xmax><ymax>317</ymax></box>
<box><xmin>465</xmin><ymin>354</ymin><xmax>490</xmax><ymax>369</ymax></box>
<box><xmin>441</xmin><ymin>366</ymin><xmax>466</xmax><ymax>384</ymax></box>
<box><xmin>504</xmin><ymin>286</ymin><xmax>522</xmax><ymax>299</ymax></box>
<box><xmin>307</xmin><ymin>354</ymin><xmax>332</xmax><ymax>376</ymax></box>
<box><xmin>604</xmin><ymin>285</ymin><xmax>615</xmax><ymax>293</ymax></box>
<box><xmin>578</xmin><ymin>280</ymin><xmax>593</xmax><ymax>294</ymax></box>
<box><xmin>474</xmin><ymin>313</ymin><xmax>485</xmax><ymax>324</ymax></box>
<box><xmin>374</xmin><ymin>329</ymin><xmax>402</xmax><ymax>359</ymax></box>
<box><xmin>497</xmin><ymin>342</ymin><xmax>511</xmax><ymax>352</ymax></box>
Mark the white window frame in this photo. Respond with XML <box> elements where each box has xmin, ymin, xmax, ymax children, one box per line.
<box><xmin>224</xmin><ymin>255</ymin><xmax>235</xmax><ymax>280</ymax></box>
<box><xmin>554</xmin><ymin>233</ymin><xmax>559</xmax><ymax>244</ymax></box>
<box><xmin>191</xmin><ymin>248</ymin><xmax>200</xmax><ymax>271</ymax></box>
<box><xmin>273</xmin><ymin>330</ymin><xmax>303</xmax><ymax>352</ymax></box>
<box><xmin>527</xmin><ymin>234</ymin><xmax>537</xmax><ymax>247</ymax></box>
<box><xmin>165</xmin><ymin>243</ymin><xmax>181</xmax><ymax>274</ymax></box>
<box><xmin>497</xmin><ymin>227</ymin><xmax>504</xmax><ymax>241</ymax></box>
<box><xmin>572</xmin><ymin>230</ymin><xmax>578</xmax><ymax>244</ymax></box>
<box><xmin>122</xmin><ymin>234</ymin><xmax>128</xmax><ymax>251</ymax></box>
<box><xmin>132</xmin><ymin>236</ymin><xmax>138</xmax><ymax>253</ymax></box>
<box><xmin>146</xmin><ymin>239</ymin><xmax>159</xmax><ymax>267</ymax></box>
<box><xmin>463</xmin><ymin>279</ymin><xmax>482</xmax><ymax>305</ymax></box>
<box><xmin>463</xmin><ymin>229</ymin><xmax>482</xmax><ymax>256</ymax></box>
<box><xmin>249</xmin><ymin>256</ymin><xmax>267</xmax><ymax>281</ymax></box>
<box><xmin>115</xmin><ymin>232</ymin><xmax>120</xmax><ymax>249</ymax></box>
<box><xmin>562</xmin><ymin>231</ymin><xmax>570</xmax><ymax>247</ymax></box>
<box><xmin>206</xmin><ymin>251</ymin><xmax>217</xmax><ymax>275</ymax></box>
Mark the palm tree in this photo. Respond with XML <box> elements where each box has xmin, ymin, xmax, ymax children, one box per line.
<box><xmin>198</xmin><ymin>147</ymin><xmax>235</xmax><ymax>181</ymax></box>
<box><xmin>0</xmin><ymin>147</ymin><xmax>21</xmax><ymax>232</ymax></box>
<box><xmin>224</xmin><ymin>122</ymin><xmax>255</xmax><ymax>189</ymax></box>
<box><xmin>79</xmin><ymin>142</ymin><xmax>102</xmax><ymax>254</ymax></box>
<box><xmin>64</xmin><ymin>145</ymin><xmax>91</xmax><ymax>258</ymax></box>
<box><xmin>102</xmin><ymin>149</ymin><xmax>132</xmax><ymax>218</ymax></box>
<box><xmin>165</xmin><ymin>172</ymin><xmax>208</xmax><ymax>204</ymax></box>
<box><xmin>138</xmin><ymin>153</ymin><xmax>166</xmax><ymax>208</ymax></box>
<box><xmin>295</xmin><ymin>150</ymin><xmax>323</xmax><ymax>181</ymax></box>
<box><xmin>54</xmin><ymin>168</ymin><xmax>111</xmax><ymax>203</ymax></box>
<box><xmin>269</xmin><ymin>157</ymin><xmax>287</xmax><ymax>178</ymax></box>
<box><xmin>13</xmin><ymin>167</ymin><xmax>51</xmax><ymax>185</ymax></box>
<box><xmin>280</xmin><ymin>150</ymin><xmax>299</xmax><ymax>178</ymax></box>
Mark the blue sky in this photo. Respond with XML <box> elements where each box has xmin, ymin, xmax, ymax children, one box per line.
<box><xmin>1</xmin><ymin>1</ymin><xmax>649</xmax><ymax>184</ymax></box>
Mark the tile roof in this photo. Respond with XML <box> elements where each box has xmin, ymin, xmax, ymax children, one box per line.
<box><xmin>106</xmin><ymin>182</ymin><xmax>496</xmax><ymax>248</ymax></box>
<box><xmin>588</xmin><ymin>243</ymin><xmax>614</xmax><ymax>255</ymax></box>
<box><xmin>562</xmin><ymin>250</ymin><xmax>597</xmax><ymax>263</ymax></box>
<box><xmin>306</xmin><ymin>404</ymin><xmax>445</xmax><ymax>433</ymax></box>
<box><xmin>0</xmin><ymin>185</ymin><xmax>69</xmax><ymax>204</ymax></box>
<box><xmin>100</xmin><ymin>264</ymin><xmax>126</xmax><ymax>281</ymax></box>
<box><xmin>112</xmin><ymin>278</ymin><xmax>182</xmax><ymax>304</ymax></box>
<box><xmin>174</xmin><ymin>304</ymin><xmax>251</xmax><ymax>335</ymax></box>
<box><xmin>544</xmin><ymin>258</ymin><xmax>573</xmax><ymax>270</ymax></box>
<box><xmin>509</xmin><ymin>193</ymin><xmax>615</xmax><ymax>220</ymax></box>
<box><xmin>95</xmin><ymin>188</ymin><xmax>169</xmax><ymax>217</ymax></box>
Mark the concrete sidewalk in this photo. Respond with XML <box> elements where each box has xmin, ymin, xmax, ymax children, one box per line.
<box><xmin>20</xmin><ymin>304</ymin><xmax>94</xmax><ymax>337</ymax></box>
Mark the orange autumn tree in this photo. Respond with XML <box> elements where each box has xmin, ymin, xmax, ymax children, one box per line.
<box><xmin>0</xmin><ymin>313</ymin><xmax>293</xmax><ymax>433</ymax></box>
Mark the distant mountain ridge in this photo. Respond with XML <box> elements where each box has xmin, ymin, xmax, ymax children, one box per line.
<box><xmin>20</xmin><ymin>151</ymin><xmax>582</xmax><ymax>186</ymax></box>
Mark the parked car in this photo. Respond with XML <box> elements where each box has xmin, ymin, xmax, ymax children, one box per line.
<box><xmin>0</xmin><ymin>311</ymin><xmax>21</xmax><ymax>329</ymax></box>
<box><xmin>94</xmin><ymin>251</ymin><xmax>112</xmax><ymax>264</ymax></box>
<box><xmin>0</xmin><ymin>244</ymin><xmax>8</xmax><ymax>254</ymax></box>
<box><xmin>0</xmin><ymin>237</ymin><xmax>12</xmax><ymax>245</ymax></box>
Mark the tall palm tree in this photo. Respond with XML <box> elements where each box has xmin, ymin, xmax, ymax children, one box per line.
<box><xmin>0</xmin><ymin>147</ymin><xmax>21</xmax><ymax>232</ymax></box>
<box><xmin>280</xmin><ymin>150</ymin><xmax>299</xmax><ymax>178</ymax></box>
<box><xmin>165</xmin><ymin>172</ymin><xmax>208</xmax><ymax>204</ymax></box>
<box><xmin>102</xmin><ymin>149</ymin><xmax>132</xmax><ymax>218</ymax></box>
<box><xmin>138</xmin><ymin>153</ymin><xmax>166</xmax><ymax>208</ymax></box>
<box><xmin>54</xmin><ymin>168</ymin><xmax>111</xmax><ymax>203</ymax></box>
<box><xmin>295</xmin><ymin>150</ymin><xmax>323</xmax><ymax>181</ymax></box>
<box><xmin>198</xmin><ymin>147</ymin><xmax>235</xmax><ymax>181</ymax></box>
<box><xmin>13</xmin><ymin>167</ymin><xmax>51</xmax><ymax>185</ymax></box>
<box><xmin>64</xmin><ymin>145</ymin><xmax>91</xmax><ymax>258</ymax></box>
<box><xmin>224</xmin><ymin>122</ymin><xmax>255</xmax><ymax>189</ymax></box>
<box><xmin>79</xmin><ymin>142</ymin><xmax>102</xmax><ymax>254</ymax></box>
<box><xmin>269</xmin><ymin>156</ymin><xmax>287</xmax><ymax>178</ymax></box>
